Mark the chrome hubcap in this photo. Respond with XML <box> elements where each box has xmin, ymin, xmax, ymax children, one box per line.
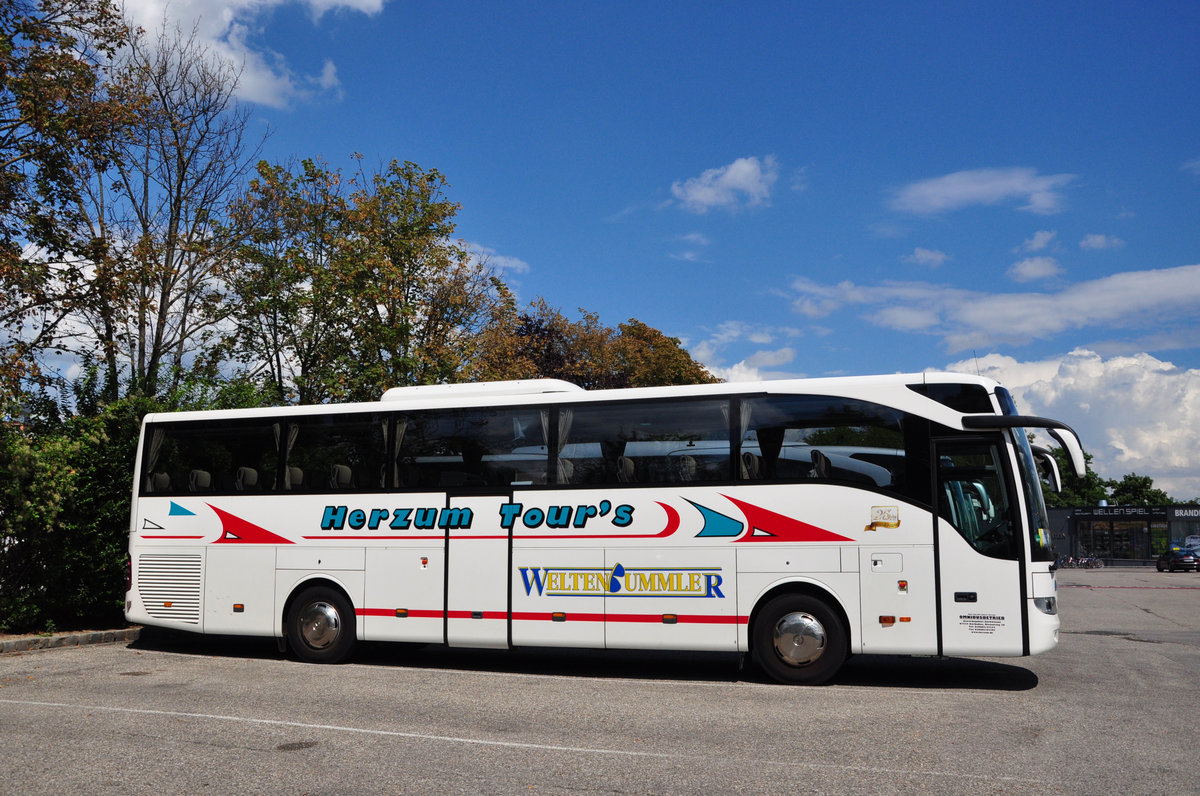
<box><xmin>773</xmin><ymin>611</ymin><xmax>826</xmax><ymax>666</ymax></box>
<box><xmin>298</xmin><ymin>601</ymin><xmax>341</xmax><ymax>650</ymax></box>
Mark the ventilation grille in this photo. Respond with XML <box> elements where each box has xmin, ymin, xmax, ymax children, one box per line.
<box><xmin>137</xmin><ymin>554</ymin><xmax>202</xmax><ymax>624</ymax></box>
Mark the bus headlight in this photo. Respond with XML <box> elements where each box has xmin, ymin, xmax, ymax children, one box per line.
<box><xmin>1033</xmin><ymin>596</ymin><xmax>1057</xmax><ymax>615</ymax></box>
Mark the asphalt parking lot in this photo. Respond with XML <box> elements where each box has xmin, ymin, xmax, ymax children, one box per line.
<box><xmin>1</xmin><ymin>567</ymin><xmax>1197</xmax><ymax>795</ymax></box>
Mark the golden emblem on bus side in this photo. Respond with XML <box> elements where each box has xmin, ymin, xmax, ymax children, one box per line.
<box><xmin>865</xmin><ymin>506</ymin><xmax>900</xmax><ymax>532</ymax></box>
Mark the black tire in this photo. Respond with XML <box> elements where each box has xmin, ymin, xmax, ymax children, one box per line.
<box><xmin>286</xmin><ymin>585</ymin><xmax>356</xmax><ymax>664</ymax></box>
<box><xmin>752</xmin><ymin>593</ymin><xmax>847</xmax><ymax>685</ymax></box>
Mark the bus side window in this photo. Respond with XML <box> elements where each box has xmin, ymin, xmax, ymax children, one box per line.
<box><xmin>141</xmin><ymin>420</ymin><xmax>278</xmax><ymax>496</ymax></box>
<box><xmin>740</xmin><ymin>395</ymin><xmax>914</xmax><ymax>501</ymax></box>
<box><xmin>396</xmin><ymin>408</ymin><xmax>549</xmax><ymax>490</ymax></box>
<box><xmin>286</xmin><ymin>414</ymin><xmax>387</xmax><ymax>494</ymax></box>
<box><xmin>565</xmin><ymin>399</ymin><xmax>731</xmax><ymax>486</ymax></box>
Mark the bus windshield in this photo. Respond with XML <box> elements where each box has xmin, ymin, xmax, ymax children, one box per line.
<box><xmin>1013</xmin><ymin>430</ymin><xmax>1054</xmax><ymax>561</ymax></box>
<box><xmin>994</xmin><ymin>386</ymin><xmax>1055</xmax><ymax>562</ymax></box>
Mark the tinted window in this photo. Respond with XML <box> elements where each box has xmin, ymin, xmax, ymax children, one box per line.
<box><xmin>908</xmin><ymin>383</ymin><xmax>994</xmax><ymax>414</ymax></box>
<box><xmin>141</xmin><ymin>420</ymin><xmax>279</xmax><ymax>496</ymax></box>
<box><xmin>741</xmin><ymin>395</ymin><xmax>915</xmax><ymax>500</ymax></box>
<box><xmin>285</xmin><ymin>414</ymin><xmax>388</xmax><ymax>492</ymax></box>
<box><xmin>397</xmin><ymin>407</ymin><xmax>549</xmax><ymax>489</ymax></box>
<box><xmin>563</xmin><ymin>399</ymin><xmax>731</xmax><ymax>485</ymax></box>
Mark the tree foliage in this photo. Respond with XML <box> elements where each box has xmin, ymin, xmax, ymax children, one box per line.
<box><xmin>68</xmin><ymin>19</ymin><xmax>258</xmax><ymax>399</ymax></box>
<box><xmin>1043</xmin><ymin>448</ymin><xmax>1112</xmax><ymax>508</ymax></box>
<box><xmin>1108</xmin><ymin>473</ymin><xmax>1174</xmax><ymax>507</ymax></box>
<box><xmin>0</xmin><ymin>0</ymin><xmax>129</xmax><ymax>395</ymax></box>
<box><xmin>228</xmin><ymin>157</ymin><xmax>504</xmax><ymax>402</ymax></box>
<box><xmin>226</xmin><ymin>158</ymin><xmax>350</xmax><ymax>404</ymax></box>
<box><xmin>338</xmin><ymin>158</ymin><xmax>501</xmax><ymax>398</ymax></box>
<box><xmin>0</xmin><ymin>397</ymin><xmax>155</xmax><ymax>632</ymax></box>
<box><xmin>470</xmin><ymin>298</ymin><xmax>717</xmax><ymax>389</ymax></box>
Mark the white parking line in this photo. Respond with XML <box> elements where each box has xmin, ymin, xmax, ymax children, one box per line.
<box><xmin>1</xmin><ymin>697</ymin><xmax>1050</xmax><ymax>786</ymax></box>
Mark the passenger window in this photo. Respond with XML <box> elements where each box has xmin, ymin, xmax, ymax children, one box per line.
<box><xmin>741</xmin><ymin>394</ymin><xmax>908</xmax><ymax>496</ymax></box>
<box><xmin>564</xmin><ymin>399</ymin><xmax>731</xmax><ymax>485</ymax></box>
<box><xmin>141</xmin><ymin>420</ymin><xmax>279</xmax><ymax>496</ymax></box>
<box><xmin>397</xmin><ymin>408</ymin><xmax>549</xmax><ymax>489</ymax></box>
<box><xmin>286</xmin><ymin>414</ymin><xmax>388</xmax><ymax>492</ymax></box>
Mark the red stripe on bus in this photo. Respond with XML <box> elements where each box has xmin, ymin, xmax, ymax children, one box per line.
<box><xmin>356</xmin><ymin>608</ymin><xmax>444</xmax><ymax>618</ymax></box>
<box><xmin>304</xmin><ymin>536</ymin><xmax>444</xmax><ymax>540</ymax></box>
<box><xmin>605</xmin><ymin>613</ymin><xmax>747</xmax><ymax>625</ymax></box>
<box><xmin>356</xmin><ymin>609</ymin><xmax>748</xmax><ymax>624</ymax></box>
<box><xmin>140</xmin><ymin>535</ymin><xmax>204</xmax><ymax>539</ymax></box>
<box><xmin>511</xmin><ymin>612</ymin><xmax>606</xmax><ymax>622</ymax></box>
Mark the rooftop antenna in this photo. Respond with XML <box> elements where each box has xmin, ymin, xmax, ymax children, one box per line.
<box><xmin>973</xmin><ymin>350</ymin><xmax>981</xmax><ymax>376</ymax></box>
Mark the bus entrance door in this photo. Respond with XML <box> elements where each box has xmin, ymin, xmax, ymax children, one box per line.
<box><xmin>935</xmin><ymin>439</ymin><xmax>1024</xmax><ymax>656</ymax></box>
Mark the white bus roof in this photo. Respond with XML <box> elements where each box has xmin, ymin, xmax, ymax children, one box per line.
<box><xmin>381</xmin><ymin>379</ymin><xmax>584</xmax><ymax>401</ymax></box>
<box><xmin>140</xmin><ymin>371</ymin><xmax>1002</xmax><ymax>426</ymax></box>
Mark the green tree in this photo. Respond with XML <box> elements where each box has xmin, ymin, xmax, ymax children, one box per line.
<box><xmin>470</xmin><ymin>299</ymin><xmax>717</xmax><ymax>389</ymax></box>
<box><xmin>1109</xmin><ymin>472</ymin><xmax>1173</xmax><ymax>507</ymax></box>
<box><xmin>226</xmin><ymin>159</ymin><xmax>351</xmax><ymax>404</ymax></box>
<box><xmin>0</xmin><ymin>0</ymin><xmax>129</xmax><ymax>398</ymax></box>
<box><xmin>1043</xmin><ymin>447</ymin><xmax>1112</xmax><ymax>508</ymax></box>
<box><xmin>228</xmin><ymin>158</ymin><xmax>502</xmax><ymax>403</ymax></box>
<box><xmin>339</xmin><ymin>159</ymin><xmax>502</xmax><ymax>398</ymax></box>
<box><xmin>0</xmin><ymin>396</ymin><xmax>155</xmax><ymax>632</ymax></box>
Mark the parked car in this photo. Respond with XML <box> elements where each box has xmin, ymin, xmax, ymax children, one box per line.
<box><xmin>1156</xmin><ymin>548</ymin><xmax>1200</xmax><ymax>572</ymax></box>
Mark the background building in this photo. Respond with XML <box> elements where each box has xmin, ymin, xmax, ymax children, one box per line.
<box><xmin>1048</xmin><ymin>506</ymin><xmax>1200</xmax><ymax>565</ymax></box>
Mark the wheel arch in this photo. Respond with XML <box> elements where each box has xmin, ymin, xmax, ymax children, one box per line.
<box><xmin>748</xmin><ymin>578</ymin><xmax>854</xmax><ymax>657</ymax></box>
<box><xmin>280</xmin><ymin>575</ymin><xmax>359</xmax><ymax>641</ymax></box>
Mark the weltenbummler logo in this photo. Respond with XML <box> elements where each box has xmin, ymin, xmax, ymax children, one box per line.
<box><xmin>519</xmin><ymin>564</ymin><xmax>725</xmax><ymax>599</ymax></box>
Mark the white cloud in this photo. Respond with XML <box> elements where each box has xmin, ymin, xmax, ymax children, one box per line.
<box><xmin>1017</xmin><ymin>230</ymin><xmax>1057</xmax><ymax>253</ymax></box>
<box><xmin>1183</xmin><ymin>157</ymin><xmax>1200</xmax><ymax>176</ymax></box>
<box><xmin>1007</xmin><ymin>256</ymin><xmax>1063</xmax><ymax>283</ymax></box>
<box><xmin>690</xmin><ymin>323</ymin><xmax>804</xmax><ymax>382</ymax></box>
<box><xmin>946</xmin><ymin>349</ymin><xmax>1200</xmax><ymax>499</ymax></box>
<box><xmin>465</xmin><ymin>242</ymin><xmax>530</xmax><ymax>275</ymax></box>
<box><xmin>786</xmin><ymin>263</ymin><xmax>1200</xmax><ymax>353</ymax></box>
<box><xmin>671</xmin><ymin>156</ymin><xmax>779</xmax><ymax>214</ymax></box>
<box><xmin>903</xmin><ymin>247</ymin><xmax>950</xmax><ymax>267</ymax></box>
<box><xmin>704</xmin><ymin>361</ymin><xmax>769</xmax><ymax>382</ymax></box>
<box><xmin>875</xmin><ymin>305</ymin><xmax>940</xmax><ymax>330</ymax></box>
<box><xmin>315</xmin><ymin>59</ymin><xmax>339</xmax><ymax>91</ymax></box>
<box><xmin>669</xmin><ymin>232</ymin><xmax>711</xmax><ymax>262</ymax></box>
<box><xmin>744</xmin><ymin>347</ymin><xmax>795</xmax><ymax>368</ymax></box>
<box><xmin>1080</xmin><ymin>233</ymin><xmax>1124</xmax><ymax>250</ymax></box>
<box><xmin>120</xmin><ymin>0</ymin><xmax>384</xmax><ymax>108</ymax></box>
<box><xmin>790</xmin><ymin>166</ymin><xmax>809</xmax><ymax>193</ymax></box>
<box><xmin>890</xmin><ymin>167</ymin><xmax>1076</xmax><ymax>216</ymax></box>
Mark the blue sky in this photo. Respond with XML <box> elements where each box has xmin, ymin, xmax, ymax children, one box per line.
<box><xmin>123</xmin><ymin>1</ymin><xmax>1200</xmax><ymax>497</ymax></box>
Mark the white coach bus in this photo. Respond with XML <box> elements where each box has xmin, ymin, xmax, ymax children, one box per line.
<box><xmin>125</xmin><ymin>372</ymin><xmax>1084</xmax><ymax>684</ymax></box>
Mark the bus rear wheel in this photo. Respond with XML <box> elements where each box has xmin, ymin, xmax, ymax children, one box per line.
<box><xmin>753</xmin><ymin>593</ymin><xmax>846</xmax><ymax>685</ymax></box>
<box><xmin>286</xmin><ymin>585</ymin><xmax>356</xmax><ymax>664</ymax></box>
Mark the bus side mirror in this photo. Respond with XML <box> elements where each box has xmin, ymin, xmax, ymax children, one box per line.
<box><xmin>1030</xmin><ymin>445</ymin><xmax>1062</xmax><ymax>493</ymax></box>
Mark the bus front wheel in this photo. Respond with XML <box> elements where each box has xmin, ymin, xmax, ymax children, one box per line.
<box><xmin>753</xmin><ymin>593</ymin><xmax>846</xmax><ymax>685</ymax></box>
<box><xmin>286</xmin><ymin>585</ymin><xmax>356</xmax><ymax>664</ymax></box>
